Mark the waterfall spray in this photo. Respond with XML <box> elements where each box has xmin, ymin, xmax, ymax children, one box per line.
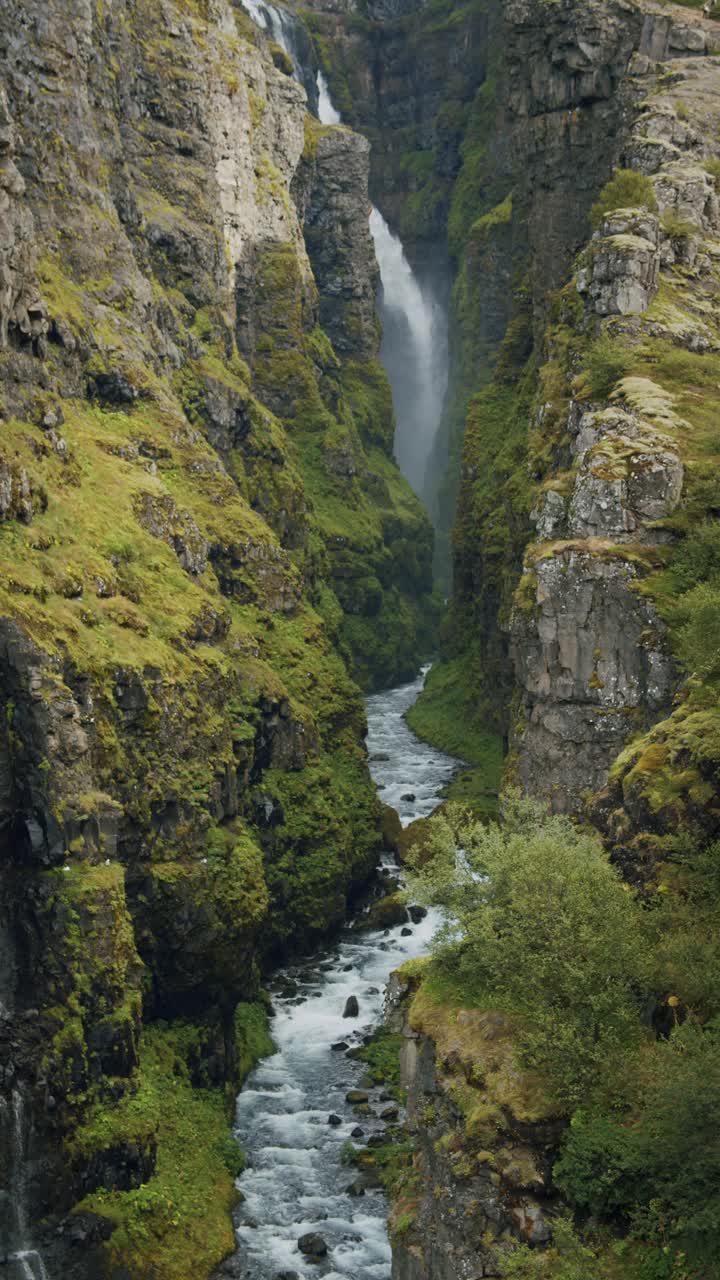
<box><xmin>316</xmin><ymin>73</ymin><xmax>448</xmax><ymax>500</ymax></box>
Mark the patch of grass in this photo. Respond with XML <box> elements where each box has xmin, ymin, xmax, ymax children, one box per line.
<box><xmin>589</xmin><ymin>169</ymin><xmax>658</xmax><ymax>231</ymax></box>
<box><xmin>406</xmin><ymin>658</ymin><xmax>504</xmax><ymax>815</ymax></box>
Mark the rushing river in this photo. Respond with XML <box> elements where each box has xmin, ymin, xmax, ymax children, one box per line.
<box><xmin>229</xmin><ymin>668</ymin><xmax>458</xmax><ymax>1279</ymax></box>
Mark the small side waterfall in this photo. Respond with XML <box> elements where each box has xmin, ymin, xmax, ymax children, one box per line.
<box><xmin>316</xmin><ymin>71</ymin><xmax>341</xmax><ymax>126</ymax></box>
<box><xmin>0</xmin><ymin>1089</ymin><xmax>49</xmax><ymax>1280</ymax></box>
<box><xmin>316</xmin><ymin>73</ymin><xmax>448</xmax><ymax>501</ymax></box>
<box><xmin>240</xmin><ymin>0</ymin><xmax>319</xmax><ymax>113</ymax></box>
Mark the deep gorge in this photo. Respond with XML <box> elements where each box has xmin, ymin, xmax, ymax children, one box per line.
<box><xmin>1</xmin><ymin>0</ymin><xmax>720</xmax><ymax>1277</ymax></box>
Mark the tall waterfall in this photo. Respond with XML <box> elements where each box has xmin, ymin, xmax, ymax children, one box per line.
<box><xmin>316</xmin><ymin>73</ymin><xmax>448</xmax><ymax>500</ymax></box>
<box><xmin>0</xmin><ymin>1088</ymin><xmax>49</xmax><ymax>1280</ymax></box>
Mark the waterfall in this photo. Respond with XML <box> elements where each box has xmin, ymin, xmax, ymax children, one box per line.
<box><xmin>240</xmin><ymin>0</ymin><xmax>318</xmax><ymax>112</ymax></box>
<box><xmin>369</xmin><ymin>210</ymin><xmax>448</xmax><ymax>498</ymax></box>
<box><xmin>315</xmin><ymin>72</ymin><xmax>448</xmax><ymax>501</ymax></box>
<box><xmin>1</xmin><ymin>1089</ymin><xmax>50</xmax><ymax>1280</ymax></box>
<box><xmin>316</xmin><ymin>71</ymin><xmax>341</xmax><ymax>126</ymax></box>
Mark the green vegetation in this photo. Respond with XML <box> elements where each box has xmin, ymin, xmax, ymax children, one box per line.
<box><xmin>80</xmin><ymin>1024</ymin><xmax>243</xmax><ymax>1280</ymax></box>
<box><xmin>408</xmin><ymin>794</ymin><xmax>651</xmax><ymax>1107</ymax></box>
<box><xmin>409</xmin><ymin>795</ymin><xmax>720</xmax><ymax>1278</ymax></box>
<box><xmin>584</xmin><ymin>333</ymin><xmax>633</xmax><ymax>400</ymax></box>
<box><xmin>406</xmin><ymin>658</ymin><xmax>503</xmax><ymax>815</ymax></box>
<box><xmin>589</xmin><ymin>169</ymin><xmax>658</xmax><ymax>231</ymax></box>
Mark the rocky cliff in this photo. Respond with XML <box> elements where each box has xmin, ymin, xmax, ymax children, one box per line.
<box><xmin>0</xmin><ymin>0</ymin><xmax>436</xmax><ymax>1274</ymax></box>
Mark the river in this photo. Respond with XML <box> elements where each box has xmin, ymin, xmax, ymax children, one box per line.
<box><xmin>226</xmin><ymin>667</ymin><xmax>458</xmax><ymax>1279</ymax></box>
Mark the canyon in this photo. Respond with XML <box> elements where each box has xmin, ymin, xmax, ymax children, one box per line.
<box><xmin>1</xmin><ymin>0</ymin><xmax>720</xmax><ymax>1278</ymax></box>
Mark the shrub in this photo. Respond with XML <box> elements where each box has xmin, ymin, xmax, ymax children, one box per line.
<box><xmin>584</xmin><ymin>332</ymin><xmax>633</xmax><ymax>400</ymax></box>
<box><xmin>590</xmin><ymin>169</ymin><xmax>658</xmax><ymax>230</ymax></box>
<box><xmin>408</xmin><ymin>793</ymin><xmax>651</xmax><ymax>1106</ymax></box>
<box><xmin>674</xmin><ymin>582</ymin><xmax>720</xmax><ymax>677</ymax></box>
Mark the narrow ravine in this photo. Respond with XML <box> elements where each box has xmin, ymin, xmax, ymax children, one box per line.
<box><xmin>226</xmin><ymin>669</ymin><xmax>458</xmax><ymax>1279</ymax></box>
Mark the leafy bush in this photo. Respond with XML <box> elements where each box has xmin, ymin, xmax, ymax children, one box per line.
<box><xmin>674</xmin><ymin>582</ymin><xmax>720</xmax><ymax>677</ymax></box>
<box><xmin>408</xmin><ymin>793</ymin><xmax>651</xmax><ymax>1106</ymax></box>
<box><xmin>555</xmin><ymin>1021</ymin><xmax>720</xmax><ymax>1270</ymax></box>
<box><xmin>498</xmin><ymin>1217</ymin><xmax>607</xmax><ymax>1279</ymax></box>
<box><xmin>590</xmin><ymin>169</ymin><xmax>658</xmax><ymax>230</ymax></box>
<box><xmin>584</xmin><ymin>332</ymin><xmax>633</xmax><ymax>400</ymax></box>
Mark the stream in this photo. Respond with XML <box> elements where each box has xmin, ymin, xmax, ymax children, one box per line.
<box><xmin>228</xmin><ymin>667</ymin><xmax>458</xmax><ymax>1279</ymax></box>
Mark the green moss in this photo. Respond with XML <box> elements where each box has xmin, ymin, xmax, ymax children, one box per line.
<box><xmin>78</xmin><ymin>1024</ymin><xmax>242</xmax><ymax>1280</ymax></box>
<box><xmin>407</xmin><ymin>659</ymin><xmax>503</xmax><ymax>816</ymax></box>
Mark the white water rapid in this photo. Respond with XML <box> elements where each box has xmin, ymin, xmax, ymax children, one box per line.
<box><xmin>227</xmin><ymin>668</ymin><xmax>458</xmax><ymax>1279</ymax></box>
<box><xmin>316</xmin><ymin>74</ymin><xmax>448</xmax><ymax>501</ymax></box>
<box><xmin>1</xmin><ymin>1089</ymin><xmax>49</xmax><ymax>1280</ymax></box>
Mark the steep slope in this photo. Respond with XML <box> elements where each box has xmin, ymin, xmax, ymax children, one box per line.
<box><xmin>0</xmin><ymin>1</ymin><xmax>435</xmax><ymax>1275</ymax></box>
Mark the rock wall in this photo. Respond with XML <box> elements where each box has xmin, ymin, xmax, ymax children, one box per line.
<box><xmin>0</xmin><ymin>0</ymin><xmax>435</xmax><ymax>1273</ymax></box>
<box><xmin>386</xmin><ymin>970</ymin><xmax>561</xmax><ymax>1280</ymax></box>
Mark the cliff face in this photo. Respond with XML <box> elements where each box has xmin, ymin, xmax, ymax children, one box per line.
<box><xmin>0</xmin><ymin>0</ymin><xmax>435</xmax><ymax>1273</ymax></box>
<box><xmin>429</xmin><ymin>0</ymin><xmax>720</xmax><ymax>818</ymax></box>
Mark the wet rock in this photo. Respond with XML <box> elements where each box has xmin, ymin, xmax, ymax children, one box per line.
<box><xmin>343</xmin><ymin>995</ymin><xmax>359</xmax><ymax>1018</ymax></box>
<box><xmin>355</xmin><ymin>891</ymin><xmax>409</xmax><ymax>931</ymax></box>
<box><xmin>276</xmin><ymin>1273</ymin><xmax>300</xmax><ymax>1280</ymax></box>
<box><xmin>331</xmin><ymin>1041</ymin><xmax>349</xmax><ymax>1051</ymax></box>
<box><xmin>298</xmin><ymin>1232</ymin><xmax>328</xmax><ymax>1259</ymax></box>
<box><xmin>401</xmin><ymin>927</ymin><xmax>413</xmax><ymax>937</ymax></box>
<box><xmin>401</xmin><ymin>792</ymin><xmax>416</xmax><ymax>802</ymax></box>
<box><xmin>350</xmin><ymin>1126</ymin><xmax>364</xmax><ymax>1138</ymax></box>
<box><xmin>367</xmin><ymin>1133</ymin><xmax>386</xmax><ymax>1148</ymax></box>
<box><xmin>343</xmin><ymin>963</ymin><xmax>353</xmax><ymax>972</ymax></box>
<box><xmin>381</xmin><ymin>1105</ymin><xmax>399</xmax><ymax>1121</ymax></box>
<box><xmin>366</xmin><ymin>987</ymin><xmax>380</xmax><ymax>995</ymax></box>
<box><xmin>408</xmin><ymin>905</ymin><xmax>427</xmax><ymax>924</ymax></box>
<box><xmin>327</xmin><ymin>1113</ymin><xmax>343</xmax><ymax>1127</ymax></box>
<box><xmin>345</xmin><ymin>1090</ymin><xmax>369</xmax><ymax>1104</ymax></box>
<box><xmin>347</xmin><ymin>1180</ymin><xmax>365</xmax><ymax>1197</ymax></box>
<box><xmin>370</xmin><ymin>752</ymin><xmax>390</xmax><ymax>761</ymax></box>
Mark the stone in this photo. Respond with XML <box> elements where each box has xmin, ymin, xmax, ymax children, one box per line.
<box><xmin>331</xmin><ymin>1040</ymin><xmax>349</xmax><ymax>1052</ymax></box>
<box><xmin>345</xmin><ymin>1090</ymin><xmax>369</xmax><ymax>1105</ymax></box>
<box><xmin>343</xmin><ymin>995</ymin><xmax>359</xmax><ymax>1018</ymax></box>
<box><xmin>327</xmin><ymin>1113</ymin><xmax>343</xmax><ymax>1126</ymax></box>
<box><xmin>297</xmin><ymin>1233</ymin><xmax>328</xmax><ymax>1259</ymax></box>
<box><xmin>347</xmin><ymin>1180</ymin><xmax>365</xmax><ymax>1197</ymax></box>
<box><xmin>408</xmin><ymin>905</ymin><xmax>427</xmax><ymax>924</ymax></box>
<box><xmin>401</xmin><ymin>927</ymin><xmax>413</xmax><ymax>937</ymax></box>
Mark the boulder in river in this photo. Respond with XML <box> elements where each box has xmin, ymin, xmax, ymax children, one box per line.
<box><xmin>276</xmin><ymin>1273</ymin><xmax>300</xmax><ymax>1280</ymax></box>
<box><xmin>331</xmin><ymin>1040</ymin><xmax>349</xmax><ymax>1051</ymax></box>
<box><xmin>347</xmin><ymin>1180</ymin><xmax>365</xmax><ymax>1197</ymax></box>
<box><xmin>345</xmin><ymin>1089</ymin><xmax>368</xmax><ymax>1104</ymax></box>
<box><xmin>355</xmin><ymin>891</ymin><xmax>409</xmax><ymax>931</ymax></box>
<box><xmin>343</xmin><ymin>995</ymin><xmax>359</xmax><ymax>1018</ymax></box>
<box><xmin>298</xmin><ymin>1233</ymin><xmax>328</xmax><ymax>1258</ymax></box>
<box><xmin>408</xmin><ymin>904</ymin><xmax>428</xmax><ymax>924</ymax></box>
<box><xmin>381</xmin><ymin>1105</ymin><xmax>399</xmax><ymax>1121</ymax></box>
<box><xmin>328</xmin><ymin>1113</ymin><xmax>342</xmax><ymax>1126</ymax></box>
<box><xmin>401</xmin><ymin>927</ymin><xmax>413</xmax><ymax>936</ymax></box>
<box><xmin>351</xmin><ymin>1126</ymin><xmax>364</xmax><ymax>1138</ymax></box>
<box><xmin>401</xmin><ymin>792</ymin><xmax>416</xmax><ymax>802</ymax></box>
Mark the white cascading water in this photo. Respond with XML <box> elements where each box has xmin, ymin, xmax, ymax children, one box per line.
<box><xmin>316</xmin><ymin>73</ymin><xmax>448</xmax><ymax>500</ymax></box>
<box><xmin>1</xmin><ymin>1089</ymin><xmax>50</xmax><ymax>1280</ymax></box>
<box><xmin>229</xmin><ymin>668</ymin><xmax>459</xmax><ymax>1279</ymax></box>
<box><xmin>316</xmin><ymin>71</ymin><xmax>342</xmax><ymax>126</ymax></box>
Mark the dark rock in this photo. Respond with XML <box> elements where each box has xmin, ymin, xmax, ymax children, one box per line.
<box><xmin>347</xmin><ymin>1180</ymin><xmax>365</xmax><ymax>1197</ymax></box>
<box><xmin>297</xmin><ymin>1232</ymin><xmax>328</xmax><ymax>1258</ymax></box>
<box><xmin>401</xmin><ymin>792</ymin><xmax>416</xmax><ymax>802</ymax></box>
<box><xmin>401</xmin><ymin>927</ymin><xmax>413</xmax><ymax>936</ymax></box>
<box><xmin>345</xmin><ymin>1090</ymin><xmax>369</xmax><ymax>1104</ymax></box>
<box><xmin>381</xmin><ymin>1105</ymin><xmax>399</xmax><ymax>1121</ymax></box>
<box><xmin>343</xmin><ymin>995</ymin><xmax>359</xmax><ymax>1018</ymax></box>
<box><xmin>327</xmin><ymin>1113</ymin><xmax>343</xmax><ymax>1126</ymax></box>
<box><xmin>350</xmin><ymin>1126</ymin><xmax>364</xmax><ymax>1138</ymax></box>
<box><xmin>408</xmin><ymin>905</ymin><xmax>427</xmax><ymax>924</ymax></box>
<box><xmin>331</xmin><ymin>1040</ymin><xmax>349</xmax><ymax>1052</ymax></box>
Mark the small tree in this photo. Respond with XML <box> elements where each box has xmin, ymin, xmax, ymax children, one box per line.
<box><xmin>589</xmin><ymin>168</ymin><xmax>658</xmax><ymax>230</ymax></box>
<box><xmin>408</xmin><ymin>793</ymin><xmax>651</xmax><ymax>1106</ymax></box>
